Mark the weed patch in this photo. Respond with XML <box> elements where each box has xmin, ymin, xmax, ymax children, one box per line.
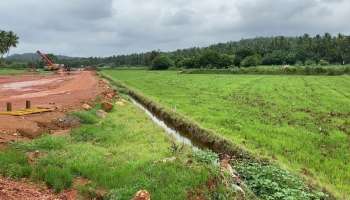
<box><xmin>236</xmin><ymin>162</ymin><xmax>327</xmax><ymax>200</ymax></box>
<box><xmin>0</xmin><ymin>150</ymin><xmax>31</xmax><ymax>179</ymax></box>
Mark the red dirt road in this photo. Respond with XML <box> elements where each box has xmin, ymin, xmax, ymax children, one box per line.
<box><xmin>0</xmin><ymin>71</ymin><xmax>102</xmax><ymax>141</ymax></box>
<box><xmin>0</xmin><ymin>71</ymin><xmax>99</xmax><ymax>111</ymax></box>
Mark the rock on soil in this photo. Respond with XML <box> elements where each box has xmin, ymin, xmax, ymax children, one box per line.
<box><xmin>53</xmin><ymin>115</ymin><xmax>81</xmax><ymax>129</ymax></box>
<box><xmin>96</xmin><ymin>110</ymin><xmax>108</xmax><ymax>119</ymax></box>
<box><xmin>81</xmin><ymin>103</ymin><xmax>92</xmax><ymax>110</ymax></box>
<box><xmin>132</xmin><ymin>190</ymin><xmax>151</xmax><ymax>200</ymax></box>
<box><xmin>101</xmin><ymin>102</ymin><xmax>113</xmax><ymax>112</ymax></box>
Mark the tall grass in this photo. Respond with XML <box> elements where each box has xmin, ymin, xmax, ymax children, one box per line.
<box><xmin>0</xmin><ymin>102</ymin><xmax>234</xmax><ymax>199</ymax></box>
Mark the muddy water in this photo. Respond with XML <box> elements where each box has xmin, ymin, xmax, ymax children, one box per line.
<box><xmin>130</xmin><ymin>97</ymin><xmax>200</xmax><ymax>150</ymax></box>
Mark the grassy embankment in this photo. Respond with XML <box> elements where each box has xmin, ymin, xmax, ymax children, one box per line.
<box><xmin>101</xmin><ymin>69</ymin><xmax>350</xmax><ymax>199</ymax></box>
<box><xmin>0</xmin><ymin>102</ymin><xmax>240</xmax><ymax>199</ymax></box>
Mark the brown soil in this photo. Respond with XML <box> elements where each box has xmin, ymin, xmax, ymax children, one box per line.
<box><xmin>0</xmin><ymin>71</ymin><xmax>102</xmax><ymax>143</ymax></box>
<box><xmin>0</xmin><ymin>71</ymin><xmax>115</xmax><ymax>200</ymax></box>
<box><xmin>0</xmin><ymin>177</ymin><xmax>77</xmax><ymax>200</ymax></box>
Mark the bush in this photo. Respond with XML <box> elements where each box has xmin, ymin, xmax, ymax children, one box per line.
<box><xmin>236</xmin><ymin>162</ymin><xmax>327</xmax><ymax>200</ymax></box>
<box><xmin>150</xmin><ymin>55</ymin><xmax>173</xmax><ymax>70</ymax></box>
<box><xmin>240</xmin><ymin>54</ymin><xmax>262</xmax><ymax>67</ymax></box>
<box><xmin>314</xmin><ymin>66</ymin><xmax>327</xmax><ymax>74</ymax></box>
<box><xmin>0</xmin><ymin>150</ymin><xmax>31</xmax><ymax>179</ymax></box>
<box><xmin>319</xmin><ymin>59</ymin><xmax>330</xmax><ymax>66</ymax></box>
<box><xmin>72</xmin><ymin>112</ymin><xmax>98</xmax><ymax>124</ymax></box>
<box><xmin>295</xmin><ymin>60</ymin><xmax>303</xmax><ymax>66</ymax></box>
<box><xmin>305</xmin><ymin>59</ymin><xmax>316</xmax><ymax>66</ymax></box>
<box><xmin>192</xmin><ymin>149</ymin><xmax>219</xmax><ymax>165</ymax></box>
<box><xmin>35</xmin><ymin>165</ymin><xmax>73</xmax><ymax>192</ymax></box>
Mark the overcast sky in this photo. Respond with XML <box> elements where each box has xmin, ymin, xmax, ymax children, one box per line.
<box><xmin>1</xmin><ymin>0</ymin><xmax>349</xmax><ymax>57</ymax></box>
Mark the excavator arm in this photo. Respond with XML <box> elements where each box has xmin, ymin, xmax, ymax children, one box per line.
<box><xmin>36</xmin><ymin>50</ymin><xmax>54</xmax><ymax>66</ymax></box>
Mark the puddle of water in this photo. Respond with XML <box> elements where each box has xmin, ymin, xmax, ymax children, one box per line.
<box><xmin>0</xmin><ymin>78</ymin><xmax>63</xmax><ymax>91</ymax></box>
<box><xmin>130</xmin><ymin>97</ymin><xmax>199</xmax><ymax>150</ymax></box>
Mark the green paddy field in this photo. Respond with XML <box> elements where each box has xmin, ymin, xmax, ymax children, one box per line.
<box><xmin>102</xmin><ymin>69</ymin><xmax>350</xmax><ymax>198</ymax></box>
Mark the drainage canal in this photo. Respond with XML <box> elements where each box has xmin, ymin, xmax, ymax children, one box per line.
<box><xmin>130</xmin><ymin>97</ymin><xmax>201</xmax><ymax>151</ymax></box>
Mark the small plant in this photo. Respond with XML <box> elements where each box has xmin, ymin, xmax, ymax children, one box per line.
<box><xmin>34</xmin><ymin>165</ymin><xmax>73</xmax><ymax>192</ymax></box>
<box><xmin>169</xmin><ymin>142</ymin><xmax>184</xmax><ymax>155</ymax></box>
<box><xmin>13</xmin><ymin>134</ymin><xmax>67</xmax><ymax>151</ymax></box>
<box><xmin>192</xmin><ymin>149</ymin><xmax>219</xmax><ymax>165</ymax></box>
<box><xmin>236</xmin><ymin>162</ymin><xmax>327</xmax><ymax>200</ymax></box>
<box><xmin>0</xmin><ymin>150</ymin><xmax>31</xmax><ymax>179</ymax></box>
<box><xmin>72</xmin><ymin>111</ymin><xmax>98</xmax><ymax>124</ymax></box>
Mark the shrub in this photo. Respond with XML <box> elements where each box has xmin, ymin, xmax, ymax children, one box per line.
<box><xmin>150</xmin><ymin>55</ymin><xmax>173</xmax><ymax>70</ymax></box>
<box><xmin>240</xmin><ymin>54</ymin><xmax>262</xmax><ymax>67</ymax></box>
<box><xmin>305</xmin><ymin>59</ymin><xmax>316</xmax><ymax>66</ymax></box>
<box><xmin>35</xmin><ymin>165</ymin><xmax>73</xmax><ymax>192</ymax></box>
<box><xmin>236</xmin><ymin>162</ymin><xmax>327</xmax><ymax>200</ymax></box>
<box><xmin>0</xmin><ymin>150</ymin><xmax>31</xmax><ymax>179</ymax></box>
<box><xmin>319</xmin><ymin>59</ymin><xmax>330</xmax><ymax>66</ymax></box>
<box><xmin>295</xmin><ymin>60</ymin><xmax>303</xmax><ymax>66</ymax></box>
<box><xmin>314</xmin><ymin>66</ymin><xmax>327</xmax><ymax>74</ymax></box>
<box><xmin>72</xmin><ymin>112</ymin><xmax>98</xmax><ymax>124</ymax></box>
<box><xmin>192</xmin><ymin>149</ymin><xmax>219</xmax><ymax>165</ymax></box>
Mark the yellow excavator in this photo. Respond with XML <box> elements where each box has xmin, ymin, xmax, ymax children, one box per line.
<box><xmin>36</xmin><ymin>50</ymin><xmax>65</xmax><ymax>71</ymax></box>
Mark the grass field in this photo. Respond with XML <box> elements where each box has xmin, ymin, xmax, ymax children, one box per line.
<box><xmin>0</xmin><ymin>101</ymin><xmax>238</xmax><ymax>199</ymax></box>
<box><xmin>0</xmin><ymin>68</ymin><xmax>25</xmax><ymax>75</ymax></box>
<box><xmin>102</xmin><ymin>69</ymin><xmax>350</xmax><ymax>198</ymax></box>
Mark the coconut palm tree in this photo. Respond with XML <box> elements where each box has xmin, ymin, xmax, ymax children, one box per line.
<box><xmin>6</xmin><ymin>31</ymin><xmax>19</xmax><ymax>57</ymax></box>
<box><xmin>0</xmin><ymin>30</ymin><xmax>7</xmax><ymax>59</ymax></box>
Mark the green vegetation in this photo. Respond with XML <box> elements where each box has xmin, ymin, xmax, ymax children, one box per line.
<box><xmin>183</xmin><ymin>65</ymin><xmax>350</xmax><ymax>76</ymax></box>
<box><xmin>235</xmin><ymin>161</ymin><xmax>326</xmax><ymax>200</ymax></box>
<box><xmin>151</xmin><ymin>54</ymin><xmax>173</xmax><ymax>70</ymax></box>
<box><xmin>0</xmin><ymin>102</ymin><xmax>238</xmax><ymax>199</ymax></box>
<box><xmin>102</xmin><ymin>69</ymin><xmax>350</xmax><ymax>199</ymax></box>
<box><xmin>57</xmin><ymin>33</ymin><xmax>350</xmax><ymax>69</ymax></box>
<box><xmin>240</xmin><ymin>55</ymin><xmax>262</xmax><ymax>67</ymax></box>
<box><xmin>0</xmin><ymin>67</ymin><xmax>26</xmax><ymax>75</ymax></box>
<box><xmin>0</xmin><ymin>30</ymin><xmax>19</xmax><ymax>59</ymax></box>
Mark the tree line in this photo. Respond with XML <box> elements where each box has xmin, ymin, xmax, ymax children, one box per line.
<box><xmin>60</xmin><ymin>33</ymin><xmax>350</xmax><ymax>70</ymax></box>
<box><xmin>0</xmin><ymin>30</ymin><xmax>19</xmax><ymax>60</ymax></box>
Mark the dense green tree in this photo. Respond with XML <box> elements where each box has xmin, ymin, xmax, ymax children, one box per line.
<box><xmin>0</xmin><ymin>30</ymin><xmax>19</xmax><ymax>59</ymax></box>
<box><xmin>150</xmin><ymin>54</ymin><xmax>173</xmax><ymax>70</ymax></box>
<box><xmin>49</xmin><ymin>33</ymin><xmax>350</xmax><ymax>68</ymax></box>
<box><xmin>241</xmin><ymin>54</ymin><xmax>262</xmax><ymax>67</ymax></box>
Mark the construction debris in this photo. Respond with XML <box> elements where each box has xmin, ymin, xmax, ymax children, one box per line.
<box><xmin>0</xmin><ymin>107</ymin><xmax>54</xmax><ymax>116</ymax></box>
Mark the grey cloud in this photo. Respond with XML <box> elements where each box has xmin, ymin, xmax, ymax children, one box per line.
<box><xmin>0</xmin><ymin>0</ymin><xmax>349</xmax><ymax>57</ymax></box>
